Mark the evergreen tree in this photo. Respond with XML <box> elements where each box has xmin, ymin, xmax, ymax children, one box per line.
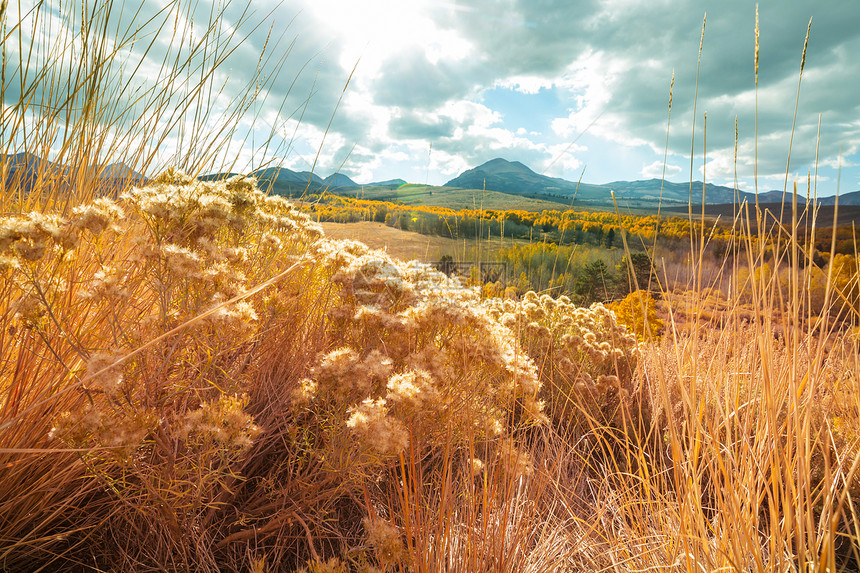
<box><xmin>574</xmin><ymin>259</ymin><xmax>615</xmax><ymax>304</ymax></box>
<box><xmin>619</xmin><ymin>252</ymin><xmax>656</xmax><ymax>294</ymax></box>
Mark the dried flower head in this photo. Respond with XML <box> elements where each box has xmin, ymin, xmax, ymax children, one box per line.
<box><xmin>80</xmin><ymin>266</ymin><xmax>129</xmax><ymax>301</ymax></box>
<box><xmin>298</xmin><ymin>557</ymin><xmax>347</xmax><ymax>573</ymax></box>
<box><xmin>311</xmin><ymin>347</ymin><xmax>393</xmax><ymax>403</ymax></box>
<box><xmin>497</xmin><ymin>437</ymin><xmax>532</xmax><ymax>479</ymax></box>
<box><xmin>346</xmin><ymin>398</ymin><xmax>408</xmax><ymax>456</ymax></box>
<box><xmin>385</xmin><ymin>370</ymin><xmax>438</xmax><ymax>410</ymax></box>
<box><xmin>182</xmin><ymin>394</ymin><xmax>261</xmax><ymax>453</ymax></box>
<box><xmin>364</xmin><ymin>516</ymin><xmax>404</xmax><ymax>566</ymax></box>
<box><xmin>161</xmin><ymin>243</ymin><xmax>203</xmax><ymax>277</ymax></box>
<box><xmin>291</xmin><ymin>378</ymin><xmax>318</xmax><ymax>407</ymax></box>
<box><xmin>86</xmin><ymin>351</ymin><xmax>125</xmax><ymax>394</ymax></box>
<box><xmin>469</xmin><ymin>457</ymin><xmax>485</xmax><ymax>477</ymax></box>
<box><xmin>0</xmin><ymin>212</ymin><xmax>77</xmax><ymax>260</ymax></box>
<box><xmin>13</xmin><ymin>292</ymin><xmax>45</xmax><ymax>327</ymax></box>
<box><xmin>71</xmin><ymin>197</ymin><xmax>124</xmax><ymax>234</ymax></box>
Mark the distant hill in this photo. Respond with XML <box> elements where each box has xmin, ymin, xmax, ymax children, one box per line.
<box><xmin>605</xmin><ymin>178</ymin><xmax>740</xmax><ymax>205</ymax></box>
<box><xmin>444</xmin><ymin>158</ymin><xmax>599</xmax><ymax>199</ymax></box>
<box><xmin>443</xmin><ymin>157</ymin><xmax>860</xmax><ymax>210</ymax></box>
<box><xmin>813</xmin><ymin>190</ymin><xmax>860</xmax><ymax>206</ymax></box>
<box><xmin>606</xmin><ymin>179</ymin><xmax>860</xmax><ymax>206</ymax></box>
<box><xmin>100</xmin><ymin>162</ymin><xmax>146</xmax><ymax>182</ymax></box>
<box><xmin>2</xmin><ymin>152</ymin><xmax>65</xmax><ymax>181</ymax></box>
<box><xmin>322</xmin><ymin>173</ymin><xmax>359</xmax><ymax>187</ymax></box>
<box><xmin>197</xmin><ymin>166</ymin><xmax>361</xmax><ymax>196</ymax></box>
<box><xmin>197</xmin><ymin>172</ymin><xmax>242</xmax><ymax>182</ymax></box>
<box><xmin>2</xmin><ymin>153</ymin><xmax>147</xmax><ymax>196</ymax></box>
<box><xmin>296</xmin><ymin>171</ymin><xmax>324</xmax><ymax>185</ymax></box>
<box><xmin>252</xmin><ymin>166</ymin><xmax>323</xmax><ymax>186</ymax></box>
<box><xmin>444</xmin><ymin>158</ymin><xmax>750</xmax><ymax>206</ymax></box>
<box><xmin>9</xmin><ymin>153</ymin><xmax>857</xmax><ymax>217</ymax></box>
<box><xmin>197</xmin><ymin>166</ymin><xmax>323</xmax><ymax>196</ymax></box>
<box><xmin>368</xmin><ymin>178</ymin><xmax>407</xmax><ymax>187</ymax></box>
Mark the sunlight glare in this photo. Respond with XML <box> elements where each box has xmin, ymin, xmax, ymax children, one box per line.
<box><xmin>307</xmin><ymin>0</ymin><xmax>470</xmax><ymax>75</ymax></box>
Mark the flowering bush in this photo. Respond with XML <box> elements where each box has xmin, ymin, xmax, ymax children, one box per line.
<box><xmin>485</xmin><ymin>292</ymin><xmax>644</xmax><ymax>428</ymax></box>
<box><xmin>1</xmin><ymin>171</ymin><xmax>548</xmax><ymax>569</ymax></box>
<box><xmin>2</xmin><ymin>171</ymin><xmax>326</xmax><ymax>567</ymax></box>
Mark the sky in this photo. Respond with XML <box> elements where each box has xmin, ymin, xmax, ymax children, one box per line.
<box><xmin>7</xmin><ymin>0</ymin><xmax>860</xmax><ymax>196</ymax></box>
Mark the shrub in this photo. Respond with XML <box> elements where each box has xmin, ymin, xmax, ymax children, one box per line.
<box><xmin>608</xmin><ymin>289</ymin><xmax>663</xmax><ymax>341</ymax></box>
<box><xmin>485</xmin><ymin>292</ymin><xmax>644</xmax><ymax>429</ymax></box>
<box><xmin>1</xmin><ymin>173</ymin><xmax>547</xmax><ymax>569</ymax></box>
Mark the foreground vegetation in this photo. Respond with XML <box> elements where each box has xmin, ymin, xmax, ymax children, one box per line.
<box><xmin>2</xmin><ymin>1</ymin><xmax>860</xmax><ymax>571</ymax></box>
<box><xmin>2</xmin><ymin>172</ymin><xmax>859</xmax><ymax>571</ymax></box>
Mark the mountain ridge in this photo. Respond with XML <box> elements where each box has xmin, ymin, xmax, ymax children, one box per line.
<box><xmin>443</xmin><ymin>158</ymin><xmax>860</xmax><ymax>207</ymax></box>
<box><xmin>5</xmin><ymin>154</ymin><xmax>858</xmax><ymax>208</ymax></box>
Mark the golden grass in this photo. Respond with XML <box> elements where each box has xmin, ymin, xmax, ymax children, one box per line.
<box><xmin>319</xmin><ymin>221</ymin><xmax>532</xmax><ymax>264</ymax></box>
<box><xmin>319</xmin><ymin>221</ymin><xmax>463</xmax><ymax>262</ymax></box>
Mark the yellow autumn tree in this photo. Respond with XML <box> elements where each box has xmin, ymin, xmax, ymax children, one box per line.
<box><xmin>608</xmin><ymin>290</ymin><xmax>663</xmax><ymax>341</ymax></box>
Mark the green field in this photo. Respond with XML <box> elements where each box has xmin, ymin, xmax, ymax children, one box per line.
<box><xmin>323</xmin><ymin>183</ymin><xmax>593</xmax><ymax>212</ymax></box>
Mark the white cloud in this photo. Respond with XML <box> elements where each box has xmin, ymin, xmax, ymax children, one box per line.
<box><xmin>821</xmin><ymin>157</ymin><xmax>857</xmax><ymax>170</ymax></box>
<box><xmin>642</xmin><ymin>161</ymin><xmax>683</xmax><ymax>179</ymax></box>
<box><xmin>496</xmin><ymin>75</ymin><xmax>555</xmax><ymax>95</ymax></box>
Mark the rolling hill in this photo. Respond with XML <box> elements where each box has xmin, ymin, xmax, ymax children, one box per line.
<box><xmin>442</xmin><ymin>157</ymin><xmax>860</xmax><ymax>209</ymax></box>
<box><xmin>445</xmin><ymin>158</ymin><xmax>736</xmax><ymax>207</ymax></box>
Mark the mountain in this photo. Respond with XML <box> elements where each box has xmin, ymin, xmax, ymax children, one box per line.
<box><xmin>604</xmin><ymin>180</ymin><xmax>860</xmax><ymax>206</ymax></box>
<box><xmin>2</xmin><ymin>153</ymin><xmax>146</xmax><ymax>196</ymax></box>
<box><xmin>201</xmin><ymin>166</ymin><xmax>364</xmax><ymax>196</ymax></box>
<box><xmin>96</xmin><ymin>162</ymin><xmax>147</xmax><ymax>195</ymax></box>
<box><xmin>296</xmin><ymin>171</ymin><xmax>324</xmax><ymax>185</ymax></box>
<box><xmin>444</xmin><ymin>158</ymin><xmax>614</xmax><ymax>203</ymax></box>
<box><xmin>813</xmin><ymin>190</ymin><xmax>860</xmax><ymax>206</ymax></box>
<box><xmin>197</xmin><ymin>172</ymin><xmax>243</xmax><ymax>182</ymax></box>
<box><xmin>446</xmin><ymin>158</ymin><xmax>575</xmax><ymax>195</ymax></box>
<box><xmin>443</xmin><ymin>158</ymin><xmax>757</xmax><ymax>205</ymax></box>
<box><xmin>100</xmin><ymin>162</ymin><xmax>146</xmax><ymax>182</ymax></box>
<box><xmin>252</xmin><ymin>166</ymin><xmax>323</xmax><ymax>186</ymax></box>
<box><xmin>442</xmin><ymin>158</ymin><xmax>860</xmax><ymax>209</ymax></box>
<box><xmin>2</xmin><ymin>152</ymin><xmax>65</xmax><ymax>179</ymax></box>
<box><xmin>322</xmin><ymin>173</ymin><xmax>358</xmax><ymax>187</ymax></box>
<box><xmin>605</xmin><ymin>178</ymin><xmax>742</xmax><ymax>205</ymax></box>
<box><xmin>368</xmin><ymin>178</ymin><xmax>407</xmax><ymax>187</ymax></box>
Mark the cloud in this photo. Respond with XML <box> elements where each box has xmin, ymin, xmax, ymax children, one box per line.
<box><xmin>12</xmin><ymin>0</ymin><xmax>860</xmax><ymax>191</ymax></box>
<box><xmin>369</xmin><ymin>48</ymin><xmax>486</xmax><ymax>109</ymax></box>
<box><xmin>642</xmin><ymin>161</ymin><xmax>683</xmax><ymax>179</ymax></box>
<box><xmin>389</xmin><ymin>112</ymin><xmax>457</xmax><ymax>140</ymax></box>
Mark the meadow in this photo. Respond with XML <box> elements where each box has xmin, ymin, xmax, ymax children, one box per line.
<box><xmin>1</xmin><ymin>2</ymin><xmax>859</xmax><ymax>572</ymax></box>
<box><xmin>314</xmin><ymin>184</ymin><xmax>580</xmax><ymax>213</ymax></box>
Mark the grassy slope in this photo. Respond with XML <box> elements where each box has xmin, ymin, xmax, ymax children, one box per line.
<box><xmin>329</xmin><ymin>184</ymin><xmax>587</xmax><ymax>212</ymax></box>
<box><xmin>319</xmin><ymin>220</ymin><xmax>536</xmax><ymax>262</ymax></box>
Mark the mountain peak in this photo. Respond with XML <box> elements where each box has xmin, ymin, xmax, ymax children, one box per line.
<box><xmin>474</xmin><ymin>157</ymin><xmax>536</xmax><ymax>175</ymax></box>
<box><xmin>322</xmin><ymin>172</ymin><xmax>359</xmax><ymax>187</ymax></box>
<box><xmin>443</xmin><ymin>157</ymin><xmax>579</xmax><ymax>196</ymax></box>
<box><xmin>100</xmin><ymin>162</ymin><xmax>145</xmax><ymax>181</ymax></box>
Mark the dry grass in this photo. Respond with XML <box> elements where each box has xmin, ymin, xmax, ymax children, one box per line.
<box><xmin>319</xmin><ymin>221</ymin><xmax>529</xmax><ymax>264</ymax></box>
<box><xmin>319</xmin><ymin>222</ymin><xmax>460</xmax><ymax>262</ymax></box>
